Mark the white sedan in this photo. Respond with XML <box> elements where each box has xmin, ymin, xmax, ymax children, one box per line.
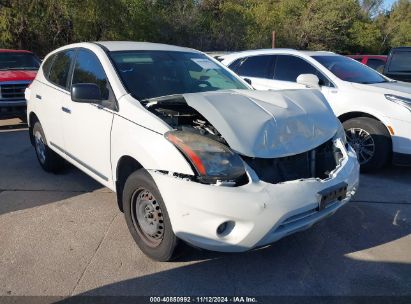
<box><xmin>221</xmin><ymin>49</ymin><xmax>411</xmax><ymax>171</ymax></box>
<box><xmin>26</xmin><ymin>42</ymin><xmax>359</xmax><ymax>261</ymax></box>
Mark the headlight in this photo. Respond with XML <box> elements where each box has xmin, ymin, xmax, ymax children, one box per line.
<box><xmin>334</xmin><ymin>123</ymin><xmax>347</xmax><ymax>145</ymax></box>
<box><xmin>385</xmin><ymin>94</ymin><xmax>411</xmax><ymax>112</ymax></box>
<box><xmin>165</xmin><ymin>131</ymin><xmax>246</xmax><ymax>184</ymax></box>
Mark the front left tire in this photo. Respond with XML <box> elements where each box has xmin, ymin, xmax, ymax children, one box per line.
<box><xmin>122</xmin><ymin>169</ymin><xmax>179</xmax><ymax>261</ymax></box>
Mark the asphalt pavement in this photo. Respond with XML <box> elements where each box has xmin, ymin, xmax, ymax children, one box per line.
<box><xmin>0</xmin><ymin>118</ymin><xmax>410</xmax><ymax>299</ymax></box>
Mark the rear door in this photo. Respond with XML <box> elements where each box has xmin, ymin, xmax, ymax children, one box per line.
<box><xmin>60</xmin><ymin>48</ymin><xmax>115</xmax><ymax>187</ymax></box>
<box><xmin>38</xmin><ymin>49</ymin><xmax>75</xmax><ymax>150</ymax></box>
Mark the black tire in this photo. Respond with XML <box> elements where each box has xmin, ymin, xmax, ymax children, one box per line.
<box><xmin>32</xmin><ymin>121</ymin><xmax>65</xmax><ymax>173</ymax></box>
<box><xmin>123</xmin><ymin>169</ymin><xmax>179</xmax><ymax>261</ymax></box>
<box><xmin>343</xmin><ymin>117</ymin><xmax>391</xmax><ymax>172</ymax></box>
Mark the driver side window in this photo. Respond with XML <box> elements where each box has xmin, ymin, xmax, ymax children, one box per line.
<box><xmin>72</xmin><ymin>49</ymin><xmax>111</xmax><ymax>101</ymax></box>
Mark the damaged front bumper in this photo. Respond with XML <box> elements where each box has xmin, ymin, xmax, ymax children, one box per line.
<box><xmin>149</xmin><ymin>141</ymin><xmax>360</xmax><ymax>252</ymax></box>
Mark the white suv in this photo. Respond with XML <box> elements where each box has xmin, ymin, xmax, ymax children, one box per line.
<box><xmin>221</xmin><ymin>49</ymin><xmax>411</xmax><ymax>171</ymax></box>
<box><xmin>26</xmin><ymin>42</ymin><xmax>359</xmax><ymax>261</ymax></box>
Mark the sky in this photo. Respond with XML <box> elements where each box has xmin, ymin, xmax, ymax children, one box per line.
<box><xmin>382</xmin><ymin>0</ymin><xmax>397</xmax><ymax>10</ymax></box>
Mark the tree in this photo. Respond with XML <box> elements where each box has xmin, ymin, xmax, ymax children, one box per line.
<box><xmin>384</xmin><ymin>0</ymin><xmax>411</xmax><ymax>47</ymax></box>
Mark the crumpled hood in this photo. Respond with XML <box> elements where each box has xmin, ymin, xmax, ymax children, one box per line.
<box><xmin>351</xmin><ymin>81</ymin><xmax>411</xmax><ymax>96</ymax></box>
<box><xmin>183</xmin><ymin>89</ymin><xmax>339</xmax><ymax>158</ymax></box>
<box><xmin>0</xmin><ymin>70</ymin><xmax>37</xmax><ymax>82</ymax></box>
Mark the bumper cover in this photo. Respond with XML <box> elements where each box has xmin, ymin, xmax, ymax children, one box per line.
<box><xmin>149</xmin><ymin>142</ymin><xmax>360</xmax><ymax>252</ymax></box>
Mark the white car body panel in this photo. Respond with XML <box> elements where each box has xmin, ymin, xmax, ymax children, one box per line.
<box><xmin>221</xmin><ymin>49</ymin><xmax>411</xmax><ymax>158</ymax></box>
<box><xmin>26</xmin><ymin>42</ymin><xmax>360</xmax><ymax>252</ymax></box>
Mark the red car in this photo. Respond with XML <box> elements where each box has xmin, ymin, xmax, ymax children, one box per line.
<box><xmin>347</xmin><ymin>55</ymin><xmax>387</xmax><ymax>73</ymax></box>
<box><xmin>0</xmin><ymin>49</ymin><xmax>40</xmax><ymax>121</ymax></box>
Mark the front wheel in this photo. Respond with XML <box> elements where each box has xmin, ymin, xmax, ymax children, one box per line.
<box><xmin>343</xmin><ymin>117</ymin><xmax>391</xmax><ymax>172</ymax></box>
<box><xmin>32</xmin><ymin>121</ymin><xmax>66</xmax><ymax>173</ymax></box>
<box><xmin>123</xmin><ymin>169</ymin><xmax>179</xmax><ymax>261</ymax></box>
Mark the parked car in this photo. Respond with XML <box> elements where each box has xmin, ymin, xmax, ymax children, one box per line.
<box><xmin>26</xmin><ymin>42</ymin><xmax>359</xmax><ymax>261</ymax></box>
<box><xmin>384</xmin><ymin>47</ymin><xmax>411</xmax><ymax>83</ymax></box>
<box><xmin>221</xmin><ymin>49</ymin><xmax>411</xmax><ymax>171</ymax></box>
<box><xmin>0</xmin><ymin>49</ymin><xmax>40</xmax><ymax>121</ymax></box>
<box><xmin>347</xmin><ymin>54</ymin><xmax>387</xmax><ymax>73</ymax></box>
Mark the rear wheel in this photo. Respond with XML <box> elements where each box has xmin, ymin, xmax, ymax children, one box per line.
<box><xmin>343</xmin><ymin>117</ymin><xmax>391</xmax><ymax>172</ymax></box>
<box><xmin>123</xmin><ymin>169</ymin><xmax>179</xmax><ymax>261</ymax></box>
<box><xmin>32</xmin><ymin>121</ymin><xmax>65</xmax><ymax>173</ymax></box>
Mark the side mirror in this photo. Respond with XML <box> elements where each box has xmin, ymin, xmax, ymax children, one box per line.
<box><xmin>71</xmin><ymin>83</ymin><xmax>102</xmax><ymax>103</ymax></box>
<box><xmin>296</xmin><ymin>74</ymin><xmax>320</xmax><ymax>89</ymax></box>
<box><xmin>243</xmin><ymin>78</ymin><xmax>252</xmax><ymax>85</ymax></box>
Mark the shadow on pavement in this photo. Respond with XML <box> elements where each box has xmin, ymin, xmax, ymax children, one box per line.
<box><xmin>0</xmin><ymin>127</ymin><xmax>103</xmax><ymax>215</ymax></box>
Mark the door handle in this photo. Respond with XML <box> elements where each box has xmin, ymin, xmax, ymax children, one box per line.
<box><xmin>61</xmin><ymin>107</ymin><xmax>71</xmax><ymax>114</ymax></box>
<box><xmin>35</xmin><ymin>94</ymin><xmax>42</xmax><ymax>100</ymax></box>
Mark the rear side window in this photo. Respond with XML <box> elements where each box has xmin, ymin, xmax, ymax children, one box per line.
<box><xmin>49</xmin><ymin>50</ymin><xmax>75</xmax><ymax>89</ymax></box>
<box><xmin>274</xmin><ymin>55</ymin><xmax>331</xmax><ymax>86</ymax></box>
<box><xmin>72</xmin><ymin>49</ymin><xmax>109</xmax><ymax>99</ymax></box>
<box><xmin>42</xmin><ymin>54</ymin><xmax>55</xmax><ymax>78</ymax></box>
<box><xmin>236</xmin><ymin>55</ymin><xmax>273</xmax><ymax>78</ymax></box>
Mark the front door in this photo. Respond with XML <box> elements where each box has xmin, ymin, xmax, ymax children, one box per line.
<box><xmin>60</xmin><ymin>48</ymin><xmax>115</xmax><ymax>188</ymax></box>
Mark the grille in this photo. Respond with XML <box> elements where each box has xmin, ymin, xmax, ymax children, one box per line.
<box><xmin>242</xmin><ymin>139</ymin><xmax>342</xmax><ymax>184</ymax></box>
<box><xmin>0</xmin><ymin>83</ymin><xmax>29</xmax><ymax>100</ymax></box>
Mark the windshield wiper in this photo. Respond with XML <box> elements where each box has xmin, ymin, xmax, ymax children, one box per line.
<box><xmin>359</xmin><ymin>80</ymin><xmax>389</xmax><ymax>84</ymax></box>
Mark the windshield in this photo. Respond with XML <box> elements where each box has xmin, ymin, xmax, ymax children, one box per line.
<box><xmin>387</xmin><ymin>51</ymin><xmax>411</xmax><ymax>72</ymax></box>
<box><xmin>312</xmin><ymin>55</ymin><xmax>387</xmax><ymax>84</ymax></box>
<box><xmin>110</xmin><ymin>51</ymin><xmax>248</xmax><ymax>100</ymax></box>
<box><xmin>0</xmin><ymin>52</ymin><xmax>40</xmax><ymax>70</ymax></box>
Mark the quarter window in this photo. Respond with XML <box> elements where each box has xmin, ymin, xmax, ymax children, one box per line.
<box><xmin>48</xmin><ymin>50</ymin><xmax>75</xmax><ymax>89</ymax></box>
<box><xmin>42</xmin><ymin>54</ymin><xmax>55</xmax><ymax>79</ymax></box>
<box><xmin>236</xmin><ymin>55</ymin><xmax>273</xmax><ymax>78</ymax></box>
<box><xmin>72</xmin><ymin>49</ymin><xmax>109</xmax><ymax>99</ymax></box>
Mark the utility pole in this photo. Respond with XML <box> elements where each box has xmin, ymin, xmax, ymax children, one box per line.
<box><xmin>272</xmin><ymin>31</ymin><xmax>276</xmax><ymax>48</ymax></box>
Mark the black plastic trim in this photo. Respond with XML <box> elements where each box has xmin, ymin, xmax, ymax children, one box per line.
<box><xmin>392</xmin><ymin>152</ymin><xmax>411</xmax><ymax>166</ymax></box>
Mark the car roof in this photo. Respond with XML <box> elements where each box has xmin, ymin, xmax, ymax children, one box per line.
<box><xmin>0</xmin><ymin>49</ymin><xmax>33</xmax><ymax>53</ymax></box>
<box><xmin>95</xmin><ymin>41</ymin><xmax>200</xmax><ymax>53</ymax></box>
<box><xmin>390</xmin><ymin>46</ymin><xmax>411</xmax><ymax>51</ymax></box>
<box><xmin>347</xmin><ymin>54</ymin><xmax>387</xmax><ymax>59</ymax></box>
<box><xmin>221</xmin><ymin>49</ymin><xmax>337</xmax><ymax>61</ymax></box>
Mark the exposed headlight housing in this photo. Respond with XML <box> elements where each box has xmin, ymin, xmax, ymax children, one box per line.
<box><xmin>165</xmin><ymin>131</ymin><xmax>246</xmax><ymax>184</ymax></box>
<box><xmin>385</xmin><ymin>94</ymin><xmax>411</xmax><ymax>112</ymax></box>
<box><xmin>334</xmin><ymin>123</ymin><xmax>347</xmax><ymax>145</ymax></box>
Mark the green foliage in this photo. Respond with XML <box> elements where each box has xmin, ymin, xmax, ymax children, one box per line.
<box><xmin>0</xmin><ymin>0</ymin><xmax>409</xmax><ymax>56</ymax></box>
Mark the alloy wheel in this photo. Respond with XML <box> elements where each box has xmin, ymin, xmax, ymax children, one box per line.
<box><xmin>346</xmin><ymin>127</ymin><xmax>375</xmax><ymax>165</ymax></box>
<box><xmin>34</xmin><ymin>130</ymin><xmax>46</xmax><ymax>164</ymax></box>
